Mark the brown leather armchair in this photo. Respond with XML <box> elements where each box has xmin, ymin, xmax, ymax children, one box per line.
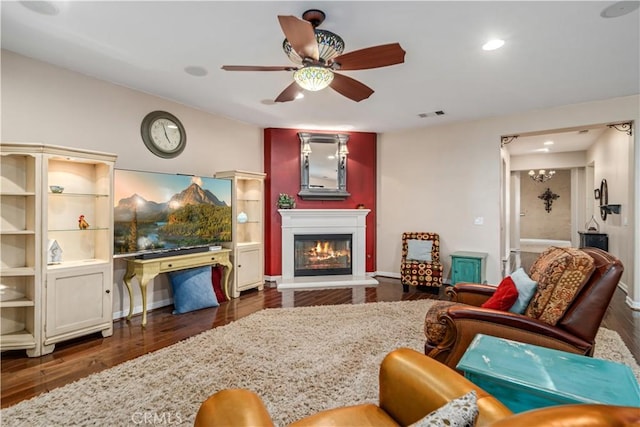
<box><xmin>194</xmin><ymin>347</ymin><xmax>513</xmax><ymax>427</ymax></box>
<box><xmin>424</xmin><ymin>247</ymin><xmax>624</xmax><ymax>370</ymax></box>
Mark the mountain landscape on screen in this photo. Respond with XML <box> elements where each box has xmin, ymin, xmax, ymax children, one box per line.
<box><xmin>114</xmin><ymin>171</ymin><xmax>232</xmax><ymax>255</ymax></box>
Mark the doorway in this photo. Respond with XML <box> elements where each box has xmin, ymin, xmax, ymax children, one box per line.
<box><xmin>501</xmin><ymin>123</ymin><xmax>630</xmax><ymax>274</ymax></box>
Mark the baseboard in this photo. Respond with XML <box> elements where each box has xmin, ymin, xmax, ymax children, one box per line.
<box><xmin>265</xmin><ymin>275</ymin><xmax>280</xmax><ymax>283</ymax></box>
<box><xmin>618</xmin><ymin>282</ymin><xmax>640</xmax><ymax>310</ymax></box>
<box><xmin>617</xmin><ymin>281</ymin><xmax>629</xmax><ymax>294</ymax></box>
<box><xmin>374</xmin><ymin>271</ymin><xmax>400</xmax><ymax>279</ymax></box>
<box><xmin>112</xmin><ymin>297</ymin><xmax>173</xmax><ymax>321</ymax></box>
<box><xmin>266</xmin><ymin>273</ymin><xmax>377</xmax><ymax>283</ymax></box>
<box><xmin>626</xmin><ymin>296</ymin><xmax>640</xmax><ymax>311</ymax></box>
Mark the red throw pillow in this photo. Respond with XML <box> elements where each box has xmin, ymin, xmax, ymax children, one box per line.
<box><xmin>481</xmin><ymin>276</ymin><xmax>519</xmax><ymax>311</ymax></box>
<box><xmin>211</xmin><ymin>265</ymin><xmax>228</xmax><ymax>303</ymax></box>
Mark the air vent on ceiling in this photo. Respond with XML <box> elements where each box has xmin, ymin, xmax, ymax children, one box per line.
<box><xmin>418</xmin><ymin>110</ymin><xmax>445</xmax><ymax>118</ymax></box>
<box><xmin>578</xmin><ymin>129</ymin><xmax>589</xmax><ymax>134</ymax></box>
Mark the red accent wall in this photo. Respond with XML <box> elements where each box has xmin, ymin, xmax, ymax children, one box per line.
<box><xmin>264</xmin><ymin>128</ymin><xmax>377</xmax><ymax>276</ymax></box>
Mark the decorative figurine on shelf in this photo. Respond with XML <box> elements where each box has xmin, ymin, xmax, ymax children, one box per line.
<box><xmin>47</xmin><ymin>239</ymin><xmax>63</xmax><ymax>264</ymax></box>
<box><xmin>78</xmin><ymin>214</ymin><xmax>90</xmax><ymax>230</ymax></box>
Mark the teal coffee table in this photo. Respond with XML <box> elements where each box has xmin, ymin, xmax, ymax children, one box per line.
<box><xmin>457</xmin><ymin>334</ymin><xmax>640</xmax><ymax>413</ymax></box>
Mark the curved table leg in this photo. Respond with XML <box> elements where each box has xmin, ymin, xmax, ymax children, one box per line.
<box><xmin>123</xmin><ymin>263</ymin><xmax>136</xmax><ymax>321</ymax></box>
<box><xmin>219</xmin><ymin>260</ymin><xmax>233</xmax><ymax>300</ymax></box>
<box><xmin>137</xmin><ymin>272</ymin><xmax>155</xmax><ymax>327</ymax></box>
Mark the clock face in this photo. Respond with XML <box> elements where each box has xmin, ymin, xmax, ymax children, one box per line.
<box><xmin>141</xmin><ymin>111</ymin><xmax>186</xmax><ymax>158</ymax></box>
<box><xmin>150</xmin><ymin>118</ymin><xmax>182</xmax><ymax>151</ymax></box>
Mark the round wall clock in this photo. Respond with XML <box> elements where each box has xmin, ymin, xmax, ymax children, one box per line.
<box><xmin>140</xmin><ymin>111</ymin><xmax>186</xmax><ymax>158</ymax></box>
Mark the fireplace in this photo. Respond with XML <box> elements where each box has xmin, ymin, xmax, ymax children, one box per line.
<box><xmin>294</xmin><ymin>234</ymin><xmax>352</xmax><ymax>276</ymax></box>
<box><xmin>278</xmin><ymin>209</ymin><xmax>377</xmax><ymax>305</ymax></box>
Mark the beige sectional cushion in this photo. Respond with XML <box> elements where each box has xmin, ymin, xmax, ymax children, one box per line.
<box><xmin>524</xmin><ymin>246</ymin><xmax>595</xmax><ymax>325</ymax></box>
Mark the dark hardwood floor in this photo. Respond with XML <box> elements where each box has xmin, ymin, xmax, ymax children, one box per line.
<box><xmin>1</xmin><ymin>277</ymin><xmax>638</xmax><ymax>409</ymax></box>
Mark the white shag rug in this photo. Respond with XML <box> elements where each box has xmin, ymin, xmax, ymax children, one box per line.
<box><xmin>2</xmin><ymin>299</ymin><xmax>638</xmax><ymax>426</ymax></box>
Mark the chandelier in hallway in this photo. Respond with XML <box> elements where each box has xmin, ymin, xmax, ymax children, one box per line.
<box><xmin>528</xmin><ymin>169</ymin><xmax>556</xmax><ymax>183</ymax></box>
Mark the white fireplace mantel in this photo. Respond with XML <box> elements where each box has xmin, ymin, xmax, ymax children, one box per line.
<box><xmin>279</xmin><ymin>209</ymin><xmax>370</xmax><ymax>280</ymax></box>
<box><xmin>277</xmin><ymin>209</ymin><xmax>378</xmax><ymax>302</ymax></box>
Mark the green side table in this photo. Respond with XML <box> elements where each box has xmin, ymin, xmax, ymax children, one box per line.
<box><xmin>457</xmin><ymin>334</ymin><xmax>640</xmax><ymax>413</ymax></box>
<box><xmin>450</xmin><ymin>251</ymin><xmax>487</xmax><ymax>284</ymax></box>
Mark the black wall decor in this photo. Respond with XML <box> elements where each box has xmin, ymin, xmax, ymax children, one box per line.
<box><xmin>538</xmin><ymin>188</ymin><xmax>560</xmax><ymax>213</ymax></box>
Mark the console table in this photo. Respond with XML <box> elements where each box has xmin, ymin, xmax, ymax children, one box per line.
<box><xmin>123</xmin><ymin>249</ymin><xmax>232</xmax><ymax>327</ymax></box>
<box><xmin>457</xmin><ymin>334</ymin><xmax>640</xmax><ymax>413</ymax></box>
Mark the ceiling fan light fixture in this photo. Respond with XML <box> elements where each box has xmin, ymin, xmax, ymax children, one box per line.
<box><xmin>283</xmin><ymin>29</ymin><xmax>345</xmax><ymax>64</ymax></box>
<box><xmin>294</xmin><ymin>67</ymin><xmax>334</xmax><ymax>91</ymax></box>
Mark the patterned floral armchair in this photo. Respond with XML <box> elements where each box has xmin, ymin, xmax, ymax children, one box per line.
<box><xmin>400</xmin><ymin>232</ymin><xmax>443</xmax><ymax>293</ymax></box>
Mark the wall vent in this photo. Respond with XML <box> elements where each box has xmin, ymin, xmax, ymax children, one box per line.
<box><xmin>418</xmin><ymin>110</ymin><xmax>446</xmax><ymax>118</ymax></box>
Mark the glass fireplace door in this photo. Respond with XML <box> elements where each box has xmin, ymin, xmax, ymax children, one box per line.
<box><xmin>294</xmin><ymin>234</ymin><xmax>352</xmax><ymax>276</ymax></box>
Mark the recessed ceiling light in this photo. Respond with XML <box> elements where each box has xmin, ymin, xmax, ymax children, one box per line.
<box><xmin>534</xmin><ymin>148</ymin><xmax>550</xmax><ymax>153</ymax></box>
<box><xmin>482</xmin><ymin>39</ymin><xmax>505</xmax><ymax>51</ymax></box>
<box><xmin>295</xmin><ymin>92</ymin><xmax>304</xmax><ymax>100</ymax></box>
<box><xmin>184</xmin><ymin>66</ymin><xmax>208</xmax><ymax>77</ymax></box>
<box><xmin>601</xmin><ymin>1</ymin><xmax>639</xmax><ymax>18</ymax></box>
<box><xmin>544</xmin><ymin>140</ymin><xmax>554</xmax><ymax>146</ymax></box>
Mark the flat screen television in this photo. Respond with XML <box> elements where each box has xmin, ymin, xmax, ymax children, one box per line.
<box><xmin>113</xmin><ymin>169</ymin><xmax>232</xmax><ymax>257</ymax></box>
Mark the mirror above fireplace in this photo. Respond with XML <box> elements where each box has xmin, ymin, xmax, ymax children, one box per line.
<box><xmin>298</xmin><ymin>132</ymin><xmax>351</xmax><ymax>200</ymax></box>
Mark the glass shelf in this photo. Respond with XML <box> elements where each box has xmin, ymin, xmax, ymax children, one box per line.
<box><xmin>48</xmin><ymin>193</ymin><xmax>109</xmax><ymax>198</ymax></box>
<box><xmin>1</xmin><ymin>192</ymin><xmax>36</xmax><ymax>196</ymax></box>
<box><xmin>0</xmin><ymin>230</ymin><xmax>36</xmax><ymax>235</ymax></box>
<box><xmin>48</xmin><ymin>227</ymin><xmax>110</xmax><ymax>232</ymax></box>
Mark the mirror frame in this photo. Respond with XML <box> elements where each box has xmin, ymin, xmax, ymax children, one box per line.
<box><xmin>298</xmin><ymin>132</ymin><xmax>351</xmax><ymax>200</ymax></box>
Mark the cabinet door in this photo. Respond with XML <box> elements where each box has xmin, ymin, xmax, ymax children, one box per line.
<box><xmin>452</xmin><ymin>258</ymin><xmax>480</xmax><ymax>284</ymax></box>
<box><xmin>237</xmin><ymin>246</ymin><xmax>262</xmax><ymax>290</ymax></box>
<box><xmin>45</xmin><ymin>264</ymin><xmax>111</xmax><ymax>340</ymax></box>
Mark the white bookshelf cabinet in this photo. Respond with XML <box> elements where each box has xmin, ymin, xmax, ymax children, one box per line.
<box><xmin>1</xmin><ymin>143</ymin><xmax>116</xmax><ymax>356</ymax></box>
<box><xmin>215</xmin><ymin>170</ymin><xmax>266</xmax><ymax>297</ymax></box>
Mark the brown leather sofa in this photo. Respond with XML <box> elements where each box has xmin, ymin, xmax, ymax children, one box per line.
<box><xmin>194</xmin><ymin>347</ymin><xmax>513</xmax><ymax>427</ymax></box>
<box><xmin>424</xmin><ymin>246</ymin><xmax>624</xmax><ymax>370</ymax></box>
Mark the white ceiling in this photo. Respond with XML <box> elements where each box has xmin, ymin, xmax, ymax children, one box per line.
<box><xmin>505</xmin><ymin>126</ymin><xmax>608</xmax><ymax>156</ymax></box>
<box><xmin>1</xmin><ymin>1</ymin><xmax>638</xmax><ymax>136</ymax></box>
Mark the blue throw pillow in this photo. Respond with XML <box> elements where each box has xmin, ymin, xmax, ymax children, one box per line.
<box><xmin>407</xmin><ymin>239</ymin><xmax>433</xmax><ymax>262</ymax></box>
<box><xmin>169</xmin><ymin>266</ymin><xmax>219</xmax><ymax>314</ymax></box>
<box><xmin>509</xmin><ymin>267</ymin><xmax>538</xmax><ymax>314</ymax></box>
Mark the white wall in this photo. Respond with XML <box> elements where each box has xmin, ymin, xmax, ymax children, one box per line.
<box><xmin>1</xmin><ymin>50</ymin><xmax>263</xmax><ymax>318</ymax></box>
<box><xmin>519</xmin><ymin>169</ymin><xmax>571</xmax><ymax>240</ymax></box>
<box><xmin>3</xmin><ymin>51</ymin><xmax>639</xmax><ymax>313</ymax></box>
<box><xmin>587</xmin><ymin>128</ymin><xmax>634</xmax><ymax>297</ymax></box>
<box><xmin>378</xmin><ymin>95</ymin><xmax>639</xmax><ymax>306</ymax></box>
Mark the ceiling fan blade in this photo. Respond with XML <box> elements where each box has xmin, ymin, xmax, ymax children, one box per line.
<box><xmin>331</xmin><ymin>43</ymin><xmax>406</xmax><ymax>71</ymax></box>
<box><xmin>329</xmin><ymin>73</ymin><xmax>374</xmax><ymax>102</ymax></box>
<box><xmin>274</xmin><ymin>81</ymin><xmax>301</xmax><ymax>103</ymax></box>
<box><xmin>221</xmin><ymin>65</ymin><xmax>296</xmax><ymax>71</ymax></box>
<box><xmin>278</xmin><ymin>15</ymin><xmax>319</xmax><ymax>61</ymax></box>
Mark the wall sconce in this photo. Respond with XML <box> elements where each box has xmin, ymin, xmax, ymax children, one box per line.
<box><xmin>538</xmin><ymin>188</ymin><xmax>559</xmax><ymax>213</ymax></box>
<box><xmin>302</xmin><ymin>142</ymin><xmax>312</xmax><ymax>168</ymax></box>
<box><xmin>339</xmin><ymin>143</ymin><xmax>349</xmax><ymax>169</ymax></box>
<box><xmin>528</xmin><ymin>169</ymin><xmax>556</xmax><ymax>183</ymax></box>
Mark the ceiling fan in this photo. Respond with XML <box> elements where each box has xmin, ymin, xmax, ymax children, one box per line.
<box><xmin>221</xmin><ymin>9</ymin><xmax>406</xmax><ymax>103</ymax></box>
